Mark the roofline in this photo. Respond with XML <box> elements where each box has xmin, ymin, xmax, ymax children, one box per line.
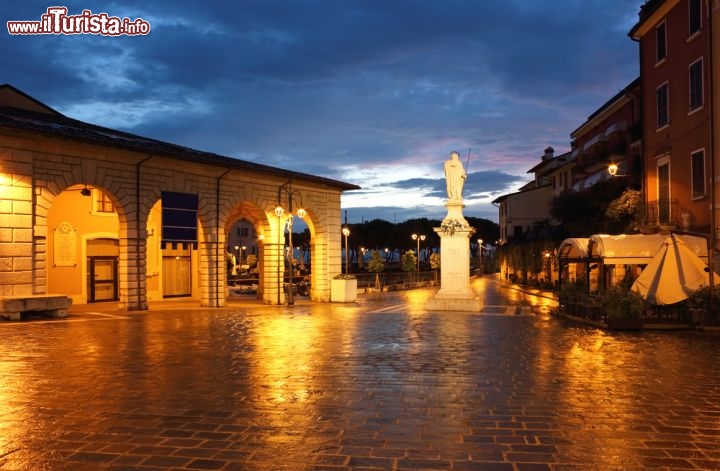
<box><xmin>491</xmin><ymin>182</ymin><xmax>552</xmax><ymax>204</ymax></box>
<box><xmin>570</xmin><ymin>77</ymin><xmax>641</xmax><ymax>139</ymax></box>
<box><xmin>0</xmin><ymin>89</ymin><xmax>360</xmax><ymax>191</ymax></box>
<box><xmin>628</xmin><ymin>0</ymin><xmax>678</xmax><ymax>40</ymax></box>
<box><xmin>0</xmin><ymin>83</ymin><xmax>64</xmax><ymax>116</ymax></box>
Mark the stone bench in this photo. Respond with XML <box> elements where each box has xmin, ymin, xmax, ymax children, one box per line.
<box><xmin>0</xmin><ymin>295</ymin><xmax>73</xmax><ymax>321</ymax></box>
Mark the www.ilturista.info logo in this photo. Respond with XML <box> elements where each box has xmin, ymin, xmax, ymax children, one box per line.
<box><xmin>7</xmin><ymin>7</ymin><xmax>151</xmax><ymax>36</ymax></box>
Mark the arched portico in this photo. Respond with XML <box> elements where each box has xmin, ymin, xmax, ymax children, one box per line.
<box><xmin>0</xmin><ymin>84</ymin><xmax>358</xmax><ymax>308</ymax></box>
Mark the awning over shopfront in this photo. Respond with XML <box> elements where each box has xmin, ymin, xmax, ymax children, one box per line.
<box><xmin>588</xmin><ymin>233</ymin><xmax>708</xmax><ymax>265</ymax></box>
<box><xmin>558</xmin><ymin>238</ymin><xmax>590</xmax><ymax>261</ymax></box>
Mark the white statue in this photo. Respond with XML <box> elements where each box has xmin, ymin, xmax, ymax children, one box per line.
<box><xmin>444</xmin><ymin>151</ymin><xmax>466</xmax><ymax>201</ymax></box>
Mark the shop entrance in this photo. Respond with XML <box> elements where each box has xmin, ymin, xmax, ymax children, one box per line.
<box><xmin>87</xmin><ymin>238</ymin><xmax>119</xmax><ymax>303</ymax></box>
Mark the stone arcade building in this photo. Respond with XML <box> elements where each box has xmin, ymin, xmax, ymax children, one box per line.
<box><xmin>0</xmin><ymin>85</ymin><xmax>359</xmax><ymax>309</ymax></box>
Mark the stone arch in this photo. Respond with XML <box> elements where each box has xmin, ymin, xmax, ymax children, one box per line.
<box><xmin>254</xmin><ymin>184</ymin><xmax>334</xmax><ymax>303</ymax></box>
<box><xmin>40</xmin><ymin>176</ymin><xmax>130</xmax><ymax>305</ymax></box>
<box><xmin>224</xmin><ymin>202</ymin><xmax>268</xmax><ymax>299</ymax></box>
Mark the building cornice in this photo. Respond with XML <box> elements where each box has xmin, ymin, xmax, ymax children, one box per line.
<box><xmin>629</xmin><ymin>0</ymin><xmax>680</xmax><ymax>39</ymax></box>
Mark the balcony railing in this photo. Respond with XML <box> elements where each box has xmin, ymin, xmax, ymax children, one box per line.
<box><xmin>636</xmin><ymin>199</ymin><xmax>687</xmax><ymax>229</ymax></box>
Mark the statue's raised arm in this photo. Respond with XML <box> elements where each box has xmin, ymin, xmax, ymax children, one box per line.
<box><xmin>444</xmin><ymin>151</ymin><xmax>466</xmax><ymax>201</ymax></box>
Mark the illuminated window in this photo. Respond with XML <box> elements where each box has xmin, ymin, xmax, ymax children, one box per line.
<box><xmin>656</xmin><ymin>20</ymin><xmax>667</xmax><ymax>63</ymax></box>
<box><xmin>689</xmin><ymin>0</ymin><xmax>701</xmax><ymax>36</ymax></box>
<box><xmin>691</xmin><ymin>149</ymin><xmax>705</xmax><ymax>198</ymax></box>
<box><xmin>93</xmin><ymin>189</ymin><xmax>115</xmax><ymax>213</ymax></box>
<box><xmin>689</xmin><ymin>58</ymin><xmax>703</xmax><ymax>111</ymax></box>
<box><xmin>656</xmin><ymin>82</ymin><xmax>669</xmax><ymax>129</ymax></box>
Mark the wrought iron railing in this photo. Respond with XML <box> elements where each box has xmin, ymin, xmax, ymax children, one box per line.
<box><xmin>635</xmin><ymin>199</ymin><xmax>688</xmax><ymax>228</ymax></box>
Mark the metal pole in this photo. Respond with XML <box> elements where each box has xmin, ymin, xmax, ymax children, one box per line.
<box><xmin>287</xmin><ymin>183</ymin><xmax>294</xmax><ymax>305</ymax></box>
<box><xmin>416</xmin><ymin>238</ymin><xmax>420</xmax><ymax>275</ymax></box>
<box><xmin>277</xmin><ymin>216</ymin><xmax>282</xmax><ymax>305</ymax></box>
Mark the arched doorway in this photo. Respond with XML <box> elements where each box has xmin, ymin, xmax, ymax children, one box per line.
<box><xmin>47</xmin><ymin>184</ymin><xmax>121</xmax><ymax>304</ymax></box>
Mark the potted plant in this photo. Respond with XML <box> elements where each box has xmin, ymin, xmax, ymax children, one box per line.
<box><xmin>331</xmin><ymin>273</ymin><xmax>357</xmax><ymax>302</ymax></box>
<box><xmin>602</xmin><ymin>286</ymin><xmax>646</xmax><ymax>330</ymax></box>
<box><xmin>686</xmin><ymin>286</ymin><xmax>719</xmax><ymax>326</ymax></box>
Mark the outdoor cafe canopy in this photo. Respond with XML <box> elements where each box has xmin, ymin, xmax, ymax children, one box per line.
<box><xmin>587</xmin><ymin>233</ymin><xmax>708</xmax><ymax>265</ymax></box>
<box><xmin>558</xmin><ymin>238</ymin><xmax>590</xmax><ymax>262</ymax></box>
<box><xmin>557</xmin><ymin>233</ymin><xmax>710</xmax><ymax>289</ymax></box>
<box><xmin>631</xmin><ymin>234</ymin><xmax>714</xmax><ymax>305</ymax></box>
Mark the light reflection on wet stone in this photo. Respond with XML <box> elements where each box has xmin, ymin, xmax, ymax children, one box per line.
<box><xmin>0</xmin><ymin>286</ymin><xmax>719</xmax><ymax>469</ymax></box>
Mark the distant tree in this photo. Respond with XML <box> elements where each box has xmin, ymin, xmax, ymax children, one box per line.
<box><xmin>605</xmin><ymin>189</ymin><xmax>642</xmax><ymax>234</ymax></box>
<box><xmin>467</xmin><ymin>216</ymin><xmax>501</xmax><ymax>245</ymax></box>
<box><xmin>429</xmin><ymin>252</ymin><xmax>440</xmax><ymax>269</ymax></box>
<box><xmin>401</xmin><ymin>250</ymin><xmax>417</xmax><ymax>279</ymax></box>
<box><xmin>367</xmin><ymin>249</ymin><xmax>385</xmax><ymax>289</ymax></box>
<box><xmin>345</xmin><ymin>216</ymin><xmax>500</xmax><ymax>257</ymax></box>
<box><xmin>246</xmin><ymin>254</ymin><xmax>257</xmax><ymax>268</ymax></box>
<box><xmin>550</xmin><ymin>179</ymin><xmax>627</xmax><ymax>237</ymax></box>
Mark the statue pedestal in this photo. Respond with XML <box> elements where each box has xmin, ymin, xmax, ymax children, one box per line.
<box><xmin>427</xmin><ymin>202</ymin><xmax>482</xmax><ymax>312</ymax></box>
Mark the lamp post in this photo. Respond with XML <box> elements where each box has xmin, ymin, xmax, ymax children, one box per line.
<box><xmin>342</xmin><ymin>227</ymin><xmax>350</xmax><ymax>275</ymax></box>
<box><xmin>233</xmin><ymin>245</ymin><xmax>240</xmax><ymax>275</ymax></box>
<box><xmin>478</xmin><ymin>239</ymin><xmax>483</xmax><ymax>273</ymax></box>
<box><xmin>275</xmin><ymin>181</ymin><xmax>306</xmax><ymax>305</ymax></box>
<box><xmin>412</xmin><ymin>233</ymin><xmax>425</xmax><ymax>275</ymax></box>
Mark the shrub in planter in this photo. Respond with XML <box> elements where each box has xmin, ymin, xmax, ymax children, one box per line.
<box><xmin>559</xmin><ymin>280</ymin><xmax>589</xmax><ymax>303</ymax></box>
<box><xmin>687</xmin><ymin>286</ymin><xmax>720</xmax><ymax>325</ymax></box>
<box><xmin>559</xmin><ymin>280</ymin><xmax>589</xmax><ymax>317</ymax></box>
<box><xmin>601</xmin><ymin>286</ymin><xmax>646</xmax><ymax>330</ymax></box>
<box><xmin>602</xmin><ymin>286</ymin><xmax>646</xmax><ymax>319</ymax></box>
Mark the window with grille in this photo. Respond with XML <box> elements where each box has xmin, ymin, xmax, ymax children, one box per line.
<box><xmin>94</xmin><ymin>189</ymin><xmax>115</xmax><ymax>213</ymax></box>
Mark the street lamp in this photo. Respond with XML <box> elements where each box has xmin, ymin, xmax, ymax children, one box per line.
<box><xmin>412</xmin><ymin>233</ymin><xmax>425</xmax><ymax>275</ymax></box>
<box><xmin>275</xmin><ymin>181</ymin><xmax>306</xmax><ymax>305</ymax></box>
<box><xmin>478</xmin><ymin>239</ymin><xmax>483</xmax><ymax>272</ymax></box>
<box><xmin>342</xmin><ymin>227</ymin><xmax>350</xmax><ymax>275</ymax></box>
<box><xmin>608</xmin><ymin>163</ymin><xmax>627</xmax><ymax>177</ymax></box>
<box><xmin>543</xmin><ymin>250</ymin><xmax>552</xmax><ymax>285</ymax></box>
<box><xmin>234</xmin><ymin>244</ymin><xmax>240</xmax><ymax>275</ymax></box>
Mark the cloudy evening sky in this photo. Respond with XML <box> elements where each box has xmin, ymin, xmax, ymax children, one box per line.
<box><xmin>2</xmin><ymin>1</ymin><xmax>640</xmax><ymax>223</ymax></box>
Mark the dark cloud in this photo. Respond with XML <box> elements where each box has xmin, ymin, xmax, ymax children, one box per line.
<box><xmin>384</xmin><ymin>170</ymin><xmax>522</xmax><ymax>198</ymax></box>
<box><xmin>1</xmin><ymin>0</ymin><xmax>641</xmax><ymax>222</ymax></box>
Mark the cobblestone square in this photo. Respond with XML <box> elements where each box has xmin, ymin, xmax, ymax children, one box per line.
<box><xmin>1</xmin><ymin>278</ymin><xmax>719</xmax><ymax>470</ymax></box>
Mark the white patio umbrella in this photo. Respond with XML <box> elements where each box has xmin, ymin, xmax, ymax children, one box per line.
<box><xmin>631</xmin><ymin>234</ymin><xmax>711</xmax><ymax>305</ymax></box>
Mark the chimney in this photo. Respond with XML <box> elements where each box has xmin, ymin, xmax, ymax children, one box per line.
<box><xmin>542</xmin><ymin>146</ymin><xmax>554</xmax><ymax>161</ymax></box>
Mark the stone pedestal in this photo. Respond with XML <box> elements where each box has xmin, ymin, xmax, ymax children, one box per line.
<box><xmin>426</xmin><ymin>201</ymin><xmax>482</xmax><ymax>312</ymax></box>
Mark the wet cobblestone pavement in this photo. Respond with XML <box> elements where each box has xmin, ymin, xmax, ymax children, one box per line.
<box><xmin>1</xmin><ymin>276</ymin><xmax>720</xmax><ymax>470</ymax></box>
